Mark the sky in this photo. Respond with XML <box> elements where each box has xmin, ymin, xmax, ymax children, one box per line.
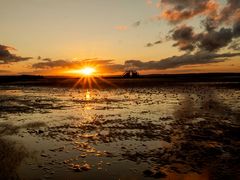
<box><xmin>0</xmin><ymin>0</ymin><xmax>240</xmax><ymax>75</ymax></box>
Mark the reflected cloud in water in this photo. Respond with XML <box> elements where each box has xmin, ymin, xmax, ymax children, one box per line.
<box><xmin>0</xmin><ymin>138</ymin><xmax>28</xmax><ymax>179</ymax></box>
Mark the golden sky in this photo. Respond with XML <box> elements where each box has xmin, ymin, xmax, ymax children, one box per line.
<box><xmin>0</xmin><ymin>0</ymin><xmax>239</xmax><ymax>75</ymax></box>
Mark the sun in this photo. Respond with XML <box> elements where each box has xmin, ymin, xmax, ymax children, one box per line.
<box><xmin>80</xmin><ymin>67</ymin><xmax>96</xmax><ymax>76</ymax></box>
<box><xmin>70</xmin><ymin>66</ymin><xmax>116</xmax><ymax>88</ymax></box>
<box><xmin>66</xmin><ymin>66</ymin><xmax>97</xmax><ymax>77</ymax></box>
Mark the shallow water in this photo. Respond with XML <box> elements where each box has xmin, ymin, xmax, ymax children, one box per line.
<box><xmin>0</xmin><ymin>85</ymin><xmax>239</xmax><ymax>179</ymax></box>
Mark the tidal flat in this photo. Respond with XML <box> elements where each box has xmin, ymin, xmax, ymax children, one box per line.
<box><xmin>0</xmin><ymin>83</ymin><xmax>239</xmax><ymax>180</ymax></box>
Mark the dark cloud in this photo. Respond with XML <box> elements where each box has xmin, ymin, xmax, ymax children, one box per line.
<box><xmin>36</xmin><ymin>56</ymin><xmax>51</xmax><ymax>62</ymax></box>
<box><xmin>171</xmin><ymin>25</ymin><xmax>196</xmax><ymax>51</ymax></box>
<box><xmin>145</xmin><ymin>40</ymin><xmax>162</xmax><ymax>47</ymax></box>
<box><xmin>125</xmin><ymin>52</ymin><xmax>240</xmax><ymax>70</ymax></box>
<box><xmin>32</xmin><ymin>60</ymin><xmax>71</xmax><ymax>69</ymax></box>
<box><xmin>42</xmin><ymin>58</ymin><xmax>53</xmax><ymax>62</ymax></box>
<box><xmin>171</xmin><ymin>24</ymin><xmax>239</xmax><ymax>52</ymax></box>
<box><xmin>201</xmin><ymin>17</ymin><xmax>219</xmax><ymax>32</ymax></box>
<box><xmin>32</xmin><ymin>51</ymin><xmax>240</xmax><ymax>73</ymax></box>
<box><xmin>172</xmin><ymin>25</ymin><xmax>194</xmax><ymax>41</ymax></box>
<box><xmin>155</xmin><ymin>0</ymin><xmax>240</xmax><ymax>53</ymax></box>
<box><xmin>233</xmin><ymin>19</ymin><xmax>240</xmax><ymax>37</ymax></box>
<box><xmin>0</xmin><ymin>44</ymin><xmax>32</xmax><ymax>64</ymax></box>
<box><xmin>133</xmin><ymin>21</ymin><xmax>141</xmax><ymax>27</ymax></box>
<box><xmin>32</xmin><ymin>59</ymin><xmax>125</xmax><ymax>72</ymax></box>
<box><xmin>199</xmin><ymin>28</ymin><xmax>233</xmax><ymax>52</ymax></box>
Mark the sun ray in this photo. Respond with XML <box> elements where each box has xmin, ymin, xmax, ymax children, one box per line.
<box><xmin>91</xmin><ymin>77</ymin><xmax>102</xmax><ymax>89</ymax></box>
<box><xmin>69</xmin><ymin>65</ymin><xmax>119</xmax><ymax>89</ymax></box>
<box><xmin>97</xmin><ymin>76</ymin><xmax>118</xmax><ymax>88</ymax></box>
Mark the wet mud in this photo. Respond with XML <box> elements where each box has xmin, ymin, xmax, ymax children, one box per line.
<box><xmin>0</xmin><ymin>85</ymin><xmax>239</xmax><ymax>179</ymax></box>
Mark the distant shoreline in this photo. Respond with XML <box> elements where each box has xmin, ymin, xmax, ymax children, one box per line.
<box><xmin>0</xmin><ymin>73</ymin><xmax>239</xmax><ymax>88</ymax></box>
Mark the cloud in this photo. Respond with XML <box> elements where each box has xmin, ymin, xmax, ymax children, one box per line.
<box><xmin>0</xmin><ymin>44</ymin><xmax>32</xmax><ymax>64</ymax></box>
<box><xmin>42</xmin><ymin>58</ymin><xmax>52</xmax><ymax>62</ymax></box>
<box><xmin>157</xmin><ymin>0</ymin><xmax>240</xmax><ymax>30</ymax></box>
<box><xmin>171</xmin><ymin>23</ymin><xmax>240</xmax><ymax>52</ymax></box>
<box><xmin>30</xmin><ymin>51</ymin><xmax>240</xmax><ymax>75</ymax></box>
<box><xmin>133</xmin><ymin>21</ymin><xmax>141</xmax><ymax>27</ymax></box>
<box><xmin>125</xmin><ymin>52</ymin><xmax>240</xmax><ymax>70</ymax></box>
<box><xmin>199</xmin><ymin>28</ymin><xmax>234</xmax><ymax>51</ymax></box>
<box><xmin>32</xmin><ymin>50</ymin><xmax>240</xmax><ymax>74</ymax></box>
<box><xmin>156</xmin><ymin>1</ymin><xmax>238</xmax><ymax>34</ymax></box>
<box><xmin>201</xmin><ymin>1</ymin><xmax>240</xmax><ymax>31</ymax></box>
<box><xmin>32</xmin><ymin>59</ymin><xmax>72</xmax><ymax>69</ymax></box>
<box><xmin>218</xmin><ymin>0</ymin><xmax>240</xmax><ymax>23</ymax></box>
<box><xmin>171</xmin><ymin>25</ymin><xmax>196</xmax><ymax>51</ymax></box>
<box><xmin>145</xmin><ymin>40</ymin><xmax>162</xmax><ymax>47</ymax></box>
<box><xmin>158</xmin><ymin>0</ymin><xmax>218</xmax><ymax>24</ymax></box>
<box><xmin>202</xmin><ymin>17</ymin><xmax>220</xmax><ymax>32</ymax></box>
<box><xmin>233</xmin><ymin>19</ymin><xmax>240</xmax><ymax>37</ymax></box>
<box><xmin>146</xmin><ymin>0</ymin><xmax>153</xmax><ymax>6</ymax></box>
<box><xmin>32</xmin><ymin>59</ymin><xmax>125</xmax><ymax>73</ymax></box>
<box><xmin>146</xmin><ymin>0</ymin><xmax>240</xmax><ymax>53</ymax></box>
<box><xmin>114</xmin><ymin>25</ymin><xmax>128</xmax><ymax>31</ymax></box>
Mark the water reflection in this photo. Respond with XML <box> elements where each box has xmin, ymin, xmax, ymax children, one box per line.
<box><xmin>85</xmin><ymin>90</ymin><xmax>91</xmax><ymax>101</ymax></box>
<box><xmin>166</xmin><ymin>88</ymin><xmax>240</xmax><ymax>179</ymax></box>
<box><xmin>84</xmin><ymin>90</ymin><xmax>93</xmax><ymax>111</ymax></box>
<box><xmin>0</xmin><ymin>86</ymin><xmax>239</xmax><ymax>179</ymax></box>
<box><xmin>0</xmin><ymin>138</ymin><xmax>28</xmax><ymax>179</ymax></box>
<box><xmin>114</xmin><ymin>87</ymin><xmax>240</xmax><ymax>179</ymax></box>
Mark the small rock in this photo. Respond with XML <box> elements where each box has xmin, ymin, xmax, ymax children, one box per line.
<box><xmin>81</xmin><ymin>163</ymin><xmax>91</xmax><ymax>171</ymax></box>
<box><xmin>153</xmin><ymin>171</ymin><xmax>167</xmax><ymax>178</ymax></box>
<box><xmin>38</xmin><ymin>130</ymin><xmax>44</xmax><ymax>134</ymax></box>
<box><xmin>74</xmin><ymin>168</ymin><xmax>81</xmax><ymax>172</ymax></box>
<box><xmin>80</xmin><ymin>154</ymin><xmax>87</xmax><ymax>158</ymax></box>
<box><xmin>41</xmin><ymin>153</ymin><xmax>48</xmax><ymax>157</ymax></box>
<box><xmin>143</xmin><ymin>169</ymin><xmax>154</xmax><ymax>177</ymax></box>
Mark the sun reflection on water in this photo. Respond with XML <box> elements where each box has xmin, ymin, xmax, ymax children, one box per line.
<box><xmin>85</xmin><ymin>90</ymin><xmax>91</xmax><ymax>101</ymax></box>
<box><xmin>84</xmin><ymin>90</ymin><xmax>92</xmax><ymax>110</ymax></box>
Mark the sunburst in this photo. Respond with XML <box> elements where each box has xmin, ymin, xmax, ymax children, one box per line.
<box><xmin>80</xmin><ymin>67</ymin><xmax>96</xmax><ymax>76</ymax></box>
<box><xmin>68</xmin><ymin>66</ymin><xmax>117</xmax><ymax>89</ymax></box>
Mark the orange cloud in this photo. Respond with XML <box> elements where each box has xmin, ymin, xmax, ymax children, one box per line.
<box><xmin>114</xmin><ymin>25</ymin><xmax>128</xmax><ymax>31</ymax></box>
<box><xmin>146</xmin><ymin>0</ymin><xmax>153</xmax><ymax>6</ymax></box>
<box><xmin>161</xmin><ymin>9</ymin><xmax>198</xmax><ymax>23</ymax></box>
<box><xmin>158</xmin><ymin>0</ymin><xmax>219</xmax><ymax>23</ymax></box>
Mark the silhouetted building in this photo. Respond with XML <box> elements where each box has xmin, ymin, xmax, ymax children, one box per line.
<box><xmin>122</xmin><ymin>70</ymin><xmax>140</xmax><ymax>78</ymax></box>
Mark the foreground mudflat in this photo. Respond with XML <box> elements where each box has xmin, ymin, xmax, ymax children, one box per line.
<box><xmin>0</xmin><ymin>84</ymin><xmax>239</xmax><ymax>179</ymax></box>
